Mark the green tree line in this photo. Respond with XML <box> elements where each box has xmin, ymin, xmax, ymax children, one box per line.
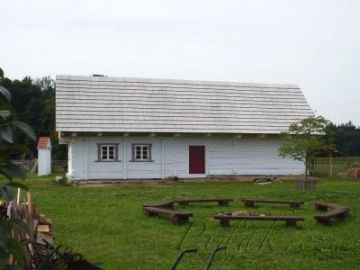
<box><xmin>0</xmin><ymin>68</ymin><xmax>66</xmax><ymax>160</ymax></box>
<box><xmin>0</xmin><ymin>67</ymin><xmax>359</xmax><ymax>159</ymax></box>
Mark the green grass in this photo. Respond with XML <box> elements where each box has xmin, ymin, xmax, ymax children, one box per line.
<box><xmin>20</xmin><ymin>175</ymin><xmax>360</xmax><ymax>269</ymax></box>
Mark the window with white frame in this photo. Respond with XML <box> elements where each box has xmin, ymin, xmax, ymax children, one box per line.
<box><xmin>132</xmin><ymin>144</ymin><xmax>152</xmax><ymax>161</ymax></box>
<box><xmin>98</xmin><ymin>144</ymin><xmax>117</xmax><ymax>161</ymax></box>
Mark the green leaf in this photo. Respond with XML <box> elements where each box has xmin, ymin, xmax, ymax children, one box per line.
<box><xmin>0</xmin><ymin>110</ymin><xmax>10</xmax><ymax>119</ymax></box>
<box><xmin>1</xmin><ymin>143</ymin><xmax>33</xmax><ymax>157</ymax></box>
<box><xmin>0</xmin><ymin>253</ymin><xmax>9</xmax><ymax>269</ymax></box>
<box><xmin>0</xmin><ymin>221</ymin><xmax>12</xmax><ymax>248</ymax></box>
<box><xmin>0</xmin><ymin>86</ymin><xmax>11</xmax><ymax>102</ymax></box>
<box><xmin>11</xmin><ymin>120</ymin><xmax>36</xmax><ymax>141</ymax></box>
<box><xmin>0</xmin><ymin>126</ymin><xmax>13</xmax><ymax>143</ymax></box>
<box><xmin>6</xmin><ymin>182</ymin><xmax>29</xmax><ymax>191</ymax></box>
<box><xmin>9</xmin><ymin>219</ymin><xmax>29</xmax><ymax>234</ymax></box>
<box><xmin>7</xmin><ymin>238</ymin><xmax>25</xmax><ymax>267</ymax></box>
<box><xmin>0</xmin><ymin>164</ymin><xmax>26</xmax><ymax>180</ymax></box>
<box><xmin>0</xmin><ymin>184</ymin><xmax>15</xmax><ymax>201</ymax></box>
<box><xmin>7</xmin><ymin>265</ymin><xmax>22</xmax><ymax>270</ymax></box>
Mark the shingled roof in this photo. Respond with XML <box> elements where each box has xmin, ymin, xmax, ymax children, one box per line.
<box><xmin>37</xmin><ymin>137</ymin><xmax>51</xmax><ymax>149</ymax></box>
<box><xmin>56</xmin><ymin>75</ymin><xmax>314</xmax><ymax>134</ymax></box>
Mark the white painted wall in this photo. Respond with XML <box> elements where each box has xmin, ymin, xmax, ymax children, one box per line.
<box><xmin>65</xmin><ymin>135</ymin><xmax>304</xmax><ymax>180</ymax></box>
<box><xmin>38</xmin><ymin>149</ymin><xmax>52</xmax><ymax>176</ymax></box>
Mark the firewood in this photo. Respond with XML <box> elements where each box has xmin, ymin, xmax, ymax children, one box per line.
<box><xmin>38</xmin><ymin>215</ymin><xmax>52</xmax><ymax>225</ymax></box>
<box><xmin>37</xmin><ymin>224</ymin><xmax>51</xmax><ymax>233</ymax></box>
<box><xmin>33</xmin><ymin>219</ymin><xmax>39</xmax><ymax>231</ymax></box>
<box><xmin>36</xmin><ymin>232</ymin><xmax>54</xmax><ymax>245</ymax></box>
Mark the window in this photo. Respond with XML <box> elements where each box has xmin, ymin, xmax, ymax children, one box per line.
<box><xmin>132</xmin><ymin>144</ymin><xmax>152</xmax><ymax>161</ymax></box>
<box><xmin>98</xmin><ymin>144</ymin><xmax>118</xmax><ymax>161</ymax></box>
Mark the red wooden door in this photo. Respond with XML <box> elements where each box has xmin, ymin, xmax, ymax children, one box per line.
<box><xmin>189</xmin><ymin>146</ymin><xmax>205</xmax><ymax>174</ymax></box>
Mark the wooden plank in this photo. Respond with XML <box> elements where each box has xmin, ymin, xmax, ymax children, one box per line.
<box><xmin>242</xmin><ymin>198</ymin><xmax>303</xmax><ymax>208</ymax></box>
<box><xmin>214</xmin><ymin>215</ymin><xmax>305</xmax><ymax>227</ymax></box>
<box><xmin>36</xmin><ymin>232</ymin><xmax>53</xmax><ymax>245</ymax></box>
<box><xmin>176</xmin><ymin>198</ymin><xmax>233</xmax><ymax>206</ymax></box>
<box><xmin>213</xmin><ymin>215</ymin><xmax>305</xmax><ymax>221</ymax></box>
<box><xmin>175</xmin><ymin>198</ymin><xmax>234</xmax><ymax>203</ymax></box>
<box><xmin>36</xmin><ymin>225</ymin><xmax>51</xmax><ymax>233</ymax></box>
<box><xmin>242</xmin><ymin>199</ymin><xmax>303</xmax><ymax>204</ymax></box>
<box><xmin>143</xmin><ymin>207</ymin><xmax>192</xmax><ymax>217</ymax></box>
<box><xmin>143</xmin><ymin>201</ymin><xmax>174</xmax><ymax>208</ymax></box>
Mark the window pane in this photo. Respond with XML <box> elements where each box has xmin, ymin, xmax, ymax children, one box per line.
<box><xmin>100</xmin><ymin>145</ymin><xmax>117</xmax><ymax>161</ymax></box>
<box><xmin>133</xmin><ymin>144</ymin><xmax>151</xmax><ymax>161</ymax></box>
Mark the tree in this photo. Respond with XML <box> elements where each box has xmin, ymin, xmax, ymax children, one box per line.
<box><xmin>278</xmin><ymin>116</ymin><xmax>334</xmax><ymax>181</ymax></box>
<box><xmin>0</xmin><ymin>70</ymin><xmax>67</xmax><ymax>160</ymax></box>
<box><xmin>329</xmin><ymin>121</ymin><xmax>360</xmax><ymax>156</ymax></box>
<box><xmin>0</xmin><ymin>85</ymin><xmax>35</xmax><ymax>269</ymax></box>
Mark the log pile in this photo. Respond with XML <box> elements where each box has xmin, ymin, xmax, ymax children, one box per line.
<box><xmin>339</xmin><ymin>167</ymin><xmax>360</xmax><ymax>179</ymax></box>
<box><xmin>4</xmin><ymin>192</ymin><xmax>54</xmax><ymax>269</ymax></box>
<box><xmin>3</xmin><ymin>190</ymin><xmax>102</xmax><ymax>269</ymax></box>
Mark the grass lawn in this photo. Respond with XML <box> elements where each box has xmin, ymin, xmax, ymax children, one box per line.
<box><xmin>21</xmin><ymin>175</ymin><xmax>360</xmax><ymax>269</ymax></box>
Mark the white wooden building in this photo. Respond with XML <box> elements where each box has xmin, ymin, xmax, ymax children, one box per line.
<box><xmin>56</xmin><ymin>75</ymin><xmax>314</xmax><ymax>180</ymax></box>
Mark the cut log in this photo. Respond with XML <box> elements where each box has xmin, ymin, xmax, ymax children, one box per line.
<box><xmin>36</xmin><ymin>232</ymin><xmax>54</xmax><ymax>245</ymax></box>
<box><xmin>37</xmin><ymin>224</ymin><xmax>51</xmax><ymax>233</ymax></box>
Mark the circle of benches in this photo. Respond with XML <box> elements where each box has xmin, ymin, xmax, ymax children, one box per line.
<box><xmin>143</xmin><ymin>198</ymin><xmax>349</xmax><ymax>227</ymax></box>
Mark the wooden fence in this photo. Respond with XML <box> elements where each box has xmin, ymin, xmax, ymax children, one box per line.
<box><xmin>311</xmin><ymin>157</ymin><xmax>360</xmax><ymax>177</ymax></box>
<box><xmin>11</xmin><ymin>160</ymin><xmax>67</xmax><ymax>173</ymax></box>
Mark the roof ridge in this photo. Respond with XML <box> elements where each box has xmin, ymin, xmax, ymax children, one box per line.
<box><xmin>56</xmin><ymin>75</ymin><xmax>299</xmax><ymax>89</ymax></box>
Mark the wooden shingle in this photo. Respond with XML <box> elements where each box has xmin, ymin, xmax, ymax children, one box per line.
<box><xmin>55</xmin><ymin>75</ymin><xmax>314</xmax><ymax>134</ymax></box>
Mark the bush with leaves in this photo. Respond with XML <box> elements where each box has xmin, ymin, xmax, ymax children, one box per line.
<box><xmin>0</xmin><ymin>85</ymin><xmax>36</xmax><ymax>270</ymax></box>
<box><xmin>278</xmin><ymin>116</ymin><xmax>334</xmax><ymax>181</ymax></box>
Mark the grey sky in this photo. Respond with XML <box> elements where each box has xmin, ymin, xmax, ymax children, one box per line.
<box><xmin>1</xmin><ymin>0</ymin><xmax>359</xmax><ymax>125</ymax></box>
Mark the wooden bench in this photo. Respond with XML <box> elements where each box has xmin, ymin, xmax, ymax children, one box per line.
<box><xmin>143</xmin><ymin>206</ymin><xmax>193</xmax><ymax>225</ymax></box>
<box><xmin>143</xmin><ymin>200</ymin><xmax>174</xmax><ymax>208</ymax></box>
<box><xmin>314</xmin><ymin>202</ymin><xmax>349</xmax><ymax>225</ymax></box>
<box><xmin>242</xmin><ymin>198</ymin><xmax>304</xmax><ymax>209</ymax></box>
<box><xmin>213</xmin><ymin>215</ymin><xmax>305</xmax><ymax>227</ymax></box>
<box><xmin>175</xmin><ymin>198</ymin><xmax>234</xmax><ymax>206</ymax></box>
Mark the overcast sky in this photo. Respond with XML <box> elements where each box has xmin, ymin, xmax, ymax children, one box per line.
<box><xmin>1</xmin><ymin>0</ymin><xmax>359</xmax><ymax>125</ymax></box>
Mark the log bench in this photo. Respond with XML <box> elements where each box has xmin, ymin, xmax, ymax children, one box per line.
<box><xmin>213</xmin><ymin>215</ymin><xmax>305</xmax><ymax>227</ymax></box>
<box><xmin>143</xmin><ymin>206</ymin><xmax>193</xmax><ymax>225</ymax></box>
<box><xmin>143</xmin><ymin>200</ymin><xmax>174</xmax><ymax>208</ymax></box>
<box><xmin>175</xmin><ymin>198</ymin><xmax>234</xmax><ymax>206</ymax></box>
<box><xmin>241</xmin><ymin>198</ymin><xmax>304</xmax><ymax>209</ymax></box>
<box><xmin>314</xmin><ymin>202</ymin><xmax>349</xmax><ymax>225</ymax></box>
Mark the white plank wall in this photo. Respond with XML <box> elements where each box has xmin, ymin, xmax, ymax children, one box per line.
<box><xmin>66</xmin><ymin>135</ymin><xmax>304</xmax><ymax>180</ymax></box>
